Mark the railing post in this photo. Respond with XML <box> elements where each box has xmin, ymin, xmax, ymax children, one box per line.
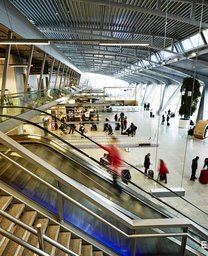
<box><xmin>36</xmin><ymin>223</ymin><xmax>44</xmax><ymax>251</ymax></box>
<box><xmin>131</xmin><ymin>229</ymin><xmax>136</xmax><ymax>256</ymax></box>
<box><xmin>57</xmin><ymin>181</ymin><xmax>64</xmax><ymax>222</ymax></box>
<box><xmin>180</xmin><ymin>227</ymin><xmax>188</xmax><ymax>256</ymax></box>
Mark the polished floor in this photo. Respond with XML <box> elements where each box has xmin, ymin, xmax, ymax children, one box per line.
<box><xmin>55</xmin><ymin>107</ymin><xmax>208</xmax><ymax>229</ymax></box>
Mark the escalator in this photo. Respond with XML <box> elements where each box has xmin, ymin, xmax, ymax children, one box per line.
<box><xmin>0</xmin><ymin>134</ymin><xmax>207</xmax><ymax>255</ymax></box>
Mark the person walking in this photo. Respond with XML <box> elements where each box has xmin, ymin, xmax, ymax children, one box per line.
<box><xmin>190</xmin><ymin>156</ymin><xmax>199</xmax><ymax>181</ymax></box>
<box><xmin>161</xmin><ymin>114</ymin><xmax>165</xmax><ymax>125</ymax></box>
<box><xmin>144</xmin><ymin>153</ymin><xmax>151</xmax><ymax>175</ymax></box>
<box><xmin>158</xmin><ymin>159</ymin><xmax>169</xmax><ymax>183</ymax></box>
<box><xmin>98</xmin><ymin>136</ymin><xmax>123</xmax><ymax>194</ymax></box>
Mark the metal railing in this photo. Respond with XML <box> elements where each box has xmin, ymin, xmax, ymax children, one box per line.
<box><xmin>0</xmin><ymin>210</ymin><xmax>79</xmax><ymax>256</ymax></box>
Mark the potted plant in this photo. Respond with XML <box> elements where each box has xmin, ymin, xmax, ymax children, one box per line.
<box><xmin>179</xmin><ymin>77</ymin><xmax>201</xmax><ymax>128</ymax></box>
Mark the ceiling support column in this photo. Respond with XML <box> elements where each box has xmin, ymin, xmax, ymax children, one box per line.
<box><xmin>54</xmin><ymin>61</ymin><xmax>61</xmax><ymax>88</ymax></box>
<box><xmin>1</xmin><ymin>31</ymin><xmax>12</xmax><ymax>100</ymax></box>
<box><xmin>59</xmin><ymin>64</ymin><xmax>65</xmax><ymax>89</ymax></box>
<box><xmin>24</xmin><ymin>45</ymin><xmax>34</xmax><ymax>93</ymax></box>
<box><xmin>48</xmin><ymin>58</ymin><xmax>55</xmax><ymax>90</ymax></box>
<box><xmin>196</xmin><ymin>84</ymin><xmax>208</xmax><ymax>122</ymax></box>
<box><xmin>38</xmin><ymin>53</ymin><xmax>47</xmax><ymax>93</ymax></box>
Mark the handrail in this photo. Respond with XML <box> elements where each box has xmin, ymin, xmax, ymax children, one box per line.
<box><xmin>0</xmin><ymin>210</ymin><xmax>79</xmax><ymax>256</ymax></box>
<box><xmin>0</xmin><ymin>112</ymin><xmax>208</xmax><ymax>232</ymax></box>
<box><xmin>0</xmin><ymin>228</ymin><xmax>50</xmax><ymax>256</ymax></box>
<box><xmin>1</xmin><ymin>105</ymin><xmax>208</xmax><ymax>219</ymax></box>
<box><xmin>0</xmin><ymin>208</ymin><xmax>190</xmax><ymax>240</ymax></box>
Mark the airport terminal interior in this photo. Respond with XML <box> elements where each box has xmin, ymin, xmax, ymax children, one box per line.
<box><xmin>0</xmin><ymin>1</ymin><xmax>208</xmax><ymax>255</ymax></box>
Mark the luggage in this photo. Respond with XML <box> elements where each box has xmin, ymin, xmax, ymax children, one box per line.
<box><xmin>148</xmin><ymin>170</ymin><xmax>154</xmax><ymax>179</ymax></box>
<box><xmin>115</xmin><ymin>123</ymin><xmax>120</xmax><ymax>130</ymax></box>
<box><xmin>167</xmin><ymin>123</ymin><xmax>170</xmax><ymax>126</ymax></box>
<box><xmin>91</xmin><ymin>124</ymin><xmax>97</xmax><ymax>131</ymax></box>
<box><xmin>59</xmin><ymin>123</ymin><xmax>67</xmax><ymax>131</ymax></box>
<box><xmin>121</xmin><ymin>169</ymin><xmax>131</xmax><ymax>184</ymax></box>
<box><xmin>199</xmin><ymin>169</ymin><xmax>208</xmax><ymax>184</ymax></box>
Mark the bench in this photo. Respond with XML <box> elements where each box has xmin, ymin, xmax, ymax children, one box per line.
<box><xmin>150</xmin><ymin>187</ymin><xmax>185</xmax><ymax>197</ymax></box>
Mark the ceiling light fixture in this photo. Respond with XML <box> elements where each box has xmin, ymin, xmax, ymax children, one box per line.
<box><xmin>0</xmin><ymin>39</ymin><xmax>50</xmax><ymax>45</ymax></box>
<box><xmin>99</xmin><ymin>41</ymin><xmax>149</xmax><ymax>46</ymax></box>
<box><xmin>9</xmin><ymin>64</ymin><xmax>33</xmax><ymax>67</ymax></box>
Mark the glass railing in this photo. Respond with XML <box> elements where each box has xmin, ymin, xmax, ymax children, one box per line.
<box><xmin>0</xmin><ymin>142</ymin><xmax>204</xmax><ymax>255</ymax></box>
<box><xmin>0</xmin><ymin>88</ymin><xmax>70</xmax><ymax>122</ymax></box>
<box><xmin>1</xmin><ymin>109</ymin><xmax>208</xmax><ymax>231</ymax></box>
<box><xmin>0</xmin><ymin>112</ymin><xmax>208</xmax><ymax>255</ymax></box>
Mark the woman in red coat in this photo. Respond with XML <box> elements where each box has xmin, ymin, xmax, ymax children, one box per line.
<box><xmin>98</xmin><ymin>136</ymin><xmax>123</xmax><ymax>193</ymax></box>
<box><xmin>159</xmin><ymin>159</ymin><xmax>169</xmax><ymax>184</ymax></box>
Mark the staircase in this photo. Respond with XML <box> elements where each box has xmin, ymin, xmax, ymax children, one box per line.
<box><xmin>0</xmin><ymin>189</ymin><xmax>108</xmax><ymax>256</ymax></box>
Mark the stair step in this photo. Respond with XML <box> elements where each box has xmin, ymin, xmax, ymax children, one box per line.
<box><xmin>93</xmin><ymin>251</ymin><xmax>104</xmax><ymax>256</ymax></box>
<box><xmin>56</xmin><ymin>231</ymin><xmax>71</xmax><ymax>256</ymax></box>
<box><xmin>0</xmin><ymin>195</ymin><xmax>13</xmax><ymax>210</ymax></box>
<box><xmin>21</xmin><ymin>217</ymin><xmax>49</xmax><ymax>256</ymax></box>
<box><xmin>0</xmin><ymin>203</ymin><xmax>25</xmax><ymax>255</ymax></box>
<box><xmin>70</xmin><ymin>238</ymin><xmax>82</xmax><ymax>255</ymax></box>
<box><xmin>82</xmin><ymin>244</ymin><xmax>93</xmax><ymax>256</ymax></box>
<box><xmin>44</xmin><ymin>225</ymin><xmax>60</xmax><ymax>256</ymax></box>
<box><xmin>2</xmin><ymin>210</ymin><xmax>37</xmax><ymax>256</ymax></box>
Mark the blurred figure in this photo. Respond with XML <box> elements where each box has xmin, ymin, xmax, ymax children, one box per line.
<box><xmin>79</xmin><ymin>124</ymin><xmax>85</xmax><ymax>138</ymax></box>
<box><xmin>100</xmin><ymin>153</ymin><xmax>110</xmax><ymax>166</ymax></box>
<box><xmin>98</xmin><ymin>136</ymin><xmax>123</xmax><ymax>194</ymax></box>
<box><xmin>158</xmin><ymin>159</ymin><xmax>169</xmax><ymax>183</ymax></box>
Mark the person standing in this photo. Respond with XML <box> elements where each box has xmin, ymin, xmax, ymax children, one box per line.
<box><xmin>158</xmin><ymin>159</ymin><xmax>169</xmax><ymax>183</ymax></box>
<box><xmin>190</xmin><ymin>156</ymin><xmax>199</xmax><ymax>181</ymax></box>
<box><xmin>98</xmin><ymin>136</ymin><xmax>123</xmax><ymax>194</ymax></box>
<box><xmin>114</xmin><ymin>113</ymin><xmax>118</xmax><ymax>122</ymax></box>
<box><xmin>161</xmin><ymin>114</ymin><xmax>165</xmax><ymax>125</ymax></box>
<box><xmin>203</xmin><ymin>158</ymin><xmax>208</xmax><ymax>169</ymax></box>
<box><xmin>166</xmin><ymin>114</ymin><xmax>170</xmax><ymax>126</ymax></box>
<box><xmin>144</xmin><ymin>153</ymin><xmax>151</xmax><ymax>175</ymax></box>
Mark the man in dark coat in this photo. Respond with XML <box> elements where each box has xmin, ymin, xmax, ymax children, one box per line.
<box><xmin>144</xmin><ymin>153</ymin><xmax>151</xmax><ymax>175</ymax></box>
<box><xmin>190</xmin><ymin>156</ymin><xmax>199</xmax><ymax>181</ymax></box>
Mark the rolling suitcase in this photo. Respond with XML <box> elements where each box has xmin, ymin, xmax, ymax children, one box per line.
<box><xmin>199</xmin><ymin>169</ymin><xmax>208</xmax><ymax>184</ymax></box>
<box><xmin>148</xmin><ymin>170</ymin><xmax>154</xmax><ymax>179</ymax></box>
<box><xmin>121</xmin><ymin>169</ymin><xmax>131</xmax><ymax>184</ymax></box>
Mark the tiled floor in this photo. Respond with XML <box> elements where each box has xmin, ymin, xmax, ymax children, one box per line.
<box><xmin>56</xmin><ymin>107</ymin><xmax>208</xmax><ymax>228</ymax></box>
